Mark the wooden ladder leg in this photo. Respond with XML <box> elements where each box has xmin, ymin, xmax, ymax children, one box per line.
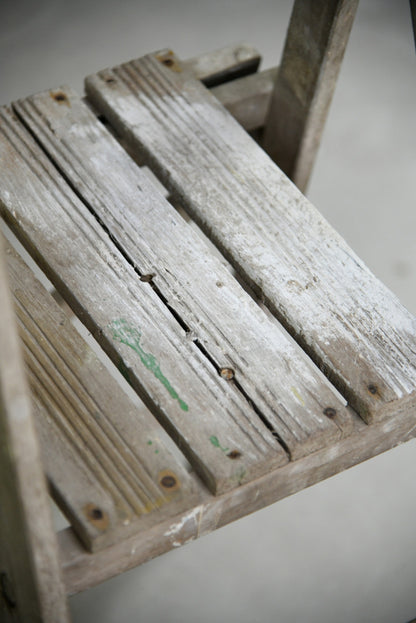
<box><xmin>262</xmin><ymin>0</ymin><xmax>359</xmax><ymax>193</ymax></box>
<box><xmin>0</xmin><ymin>234</ymin><xmax>70</xmax><ymax>622</ymax></box>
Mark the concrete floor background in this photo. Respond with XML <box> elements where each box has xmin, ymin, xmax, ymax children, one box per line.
<box><xmin>1</xmin><ymin>1</ymin><xmax>416</xmax><ymax>621</ymax></box>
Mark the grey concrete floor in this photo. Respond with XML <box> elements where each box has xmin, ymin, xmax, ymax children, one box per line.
<box><xmin>2</xmin><ymin>1</ymin><xmax>416</xmax><ymax>621</ymax></box>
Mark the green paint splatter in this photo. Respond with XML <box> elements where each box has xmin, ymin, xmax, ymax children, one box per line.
<box><xmin>110</xmin><ymin>318</ymin><xmax>189</xmax><ymax>411</ymax></box>
<box><xmin>147</xmin><ymin>440</ymin><xmax>153</xmax><ymax>446</ymax></box>
<box><xmin>209</xmin><ymin>435</ymin><xmax>229</xmax><ymax>453</ymax></box>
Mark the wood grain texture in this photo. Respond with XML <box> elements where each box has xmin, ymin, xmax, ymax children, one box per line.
<box><xmin>61</xmin><ymin>404</ymin><xmax>416</xmax><ymax>596</ymax></box>
<box><xmin>181</xmin><ymin>43</ymin><xmax>261</xmax><ymax>87</ymax></box>
<box><xmin>0</xmin><ymin>106</ymin><xmax>287</xmax><ymax>495</ymax></box>
<box><xmin>6</xmin><ymin>242</ymin><xmax>199</xmax><ymax>552</ymax></box>
<box><xmin>84</xmin><ymin>52</ymin><xmax>416</xmax><ymax>425</ymax></box>
<box><xmin>262</xmin><ymin>0</ymin><xmax>359</xmax><ymax>191</ymax></box>
<box><xmin>211</xmin><ymin>67</ymin><xmax>277</xmax><ymax>131</ymax></box>
<box><xmin>14</xmin><ymin>87</ymin><xmax>354</xmax><ymax>462</ymax></box>
<box><xmin>0</xmin><ymin>234</ymin><xmax>70</xmax><ymax>622</ymax></box>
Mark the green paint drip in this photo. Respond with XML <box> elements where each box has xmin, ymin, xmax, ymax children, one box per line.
<box><xmin>110</xmin><ymin>318</ymin><xmax>189</xmax><ymax>411</ymax></box>
<box><xmin>209</xmin><ymin>435</ymin><xmax>229</xmax><ymax>453</ymax></box>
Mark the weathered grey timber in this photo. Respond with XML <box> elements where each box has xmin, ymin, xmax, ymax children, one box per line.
<box><xmin>158</xmin><ymin>45</ymin><xmax>274</xmax><ymax>132</ymax></box>
<box><xmin>61</xmin><ymin>404</ymin><xmax>416</xmax><ymax>596</ymax></box>
<box><xmin>14</xmin><ymin>87</ymin><xmax>353</xmax><ymax>462</ymax></box>
<box><xmin>6</xmin><ymin>243</ymin><xmax>199</xmax><ymax>551</ymax></box>
<box><xmin>0</xmin><ymin>106</ymin><xmax>289</xmax><ymax>496</ymax></box>
<box><xmin>262</xmin><ymin>0</ymin><xmax>359</xmax><ymax>191</ymax></box>
<box><xmin>181</xmin><ymin>43</ymin><xmax>261</xmax><ymax>86</ymax></box>
<box><xmin>0</xmin><ymin>235</ymin><xmax>70</xmax><ymax>622</ymax></box>
<box><xmin>85</xmin><ymin>51</ymin><xmax>416</xmax><ymax>425</ymax></box>
<box><xmin>212</xmin><ymin>67</ymin><xmax>277</xmax><ymax>131</ymax></box>
<box><xmin>1</xmin><ymin>34</ymin><xmax>416</xmax><ymax>616</ymax></box>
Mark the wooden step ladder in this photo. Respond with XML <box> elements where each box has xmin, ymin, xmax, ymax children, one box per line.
<box><xmin>1</xmin><ymin>1</ymin><xmax>415</xmax><ymax>620</ymax></box>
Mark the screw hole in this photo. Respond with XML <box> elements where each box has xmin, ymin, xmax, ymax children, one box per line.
<box><xmin>53</xmin><ymin>92</ymin><xmax>67</xmax><ymax>103</ymax></box>
<box><xmin>162</xmin><ymin>58</ymin><xmax>174</xmax><ymax>67</ymax></box>
<box><xmin>368</xmin><ymin>383</ymin><xmax>378</xmax><ymax>395</ymax></box>
<box><xmin>160</xmin><ymin>474</ymin><xmax>178</xmax><ymax>489</ymax></box>
<box><xmin>84</xmin><ymin>503</ymin><xmax>109</xmax><ymax>530</ymax></box>
<box><xmin>227</xmin><ymin>450</ymin><xmax>242</xmax><ymax>460</ymax></box>
<box><xmin>90</xmin><ymin>507</ymin><xmax>103</xmax><ymax>520</ymax></box>
<box><xmin>323</xmin><ymin>407</ymin><xmax>337</xmax><ymax>419</ymax></box>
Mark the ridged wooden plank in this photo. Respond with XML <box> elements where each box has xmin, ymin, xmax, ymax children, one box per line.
<box><xmin>5</xmin><ymin>242</ymin><xmax>198</xmax><ymax>552</ymax></box>
<box><xmin>0</xmin><ymin>106</ymin><xmax>287</xmax><ymax>496</ymax></box>
<box><xmin>14</xmin><ymin>87</ymin><xmax>353</xmax><ymax>462</ymax></box>
<box><xmin>0</xmin><ymin>234</ymin><xmax>70</xmax><ymax>621</ymax></box>
<box><xmin>85</xmin><ymin>52</ymin><xmax>416</xmax><ymax>424</ymax></box>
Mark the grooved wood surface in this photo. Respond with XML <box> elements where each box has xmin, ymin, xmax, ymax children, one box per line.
<box><xmin>0</xmin><ymin>234</ymin><xmax>70</xmax><ymax>621</ymax></box>
<box><xmin>14</xmin><ymin>87</ymin><xmax>353</xmax><ymax>463</ymax></box>
<box><xmin>0</xmin><ymin>105</ymin><xmax>289</xmax><ymax>497</ymax></box>
<box><xmin>211</xmin><ymin>66</ymin><xmax>277</xmax><ymax>131</ymax></box>
<box><xmin>85</xmin><ymin>51</ymin><xmax>416</xmax><ymax>425</ymax></box>
<box><xmin>5</xmin><ymin>243</ymin><xmax>198</xmax><ymax>552</ymax></box>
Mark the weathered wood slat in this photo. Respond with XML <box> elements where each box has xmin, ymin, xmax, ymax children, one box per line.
<box><xmin>211</xmin><ymin>67</ymin><xmax>277</xmax><ymax>132</ymax></box>
<box><xmin>181</xmin><ymin>43</ymin><xmax>261</xmax><ymax>87</ymax></box>
<box><xmin>0</xmin><ymin>106</ymin><xmax>288</xmax><ymax>495</ymax></box>
<box><xmin>14</xmin><ymin>87</ymin><xmax>353</xmax><ymax>463</ymax></box>
<box><xmin>84</xmin><ymin>52</ymin><xmax>416</xmax><ymax>424</ymax></box>
<box><xmin>262</xmin><ymin>0</ymin><xmax>359</xmax><ymax>191</ymax></box>
<box><xmin>0</xmin><ymin>235</ymin><xmax>70</xmax><ymax>621</ymax></box>
<box><xmin>6</xmin><ymin>243</ymin><xmax>198</xmax><ymax>552</ymax></box>
<box><xmin>62</xmin><ymin>404</ymin><xmax>416</xmax><ymax>595</ymax></box>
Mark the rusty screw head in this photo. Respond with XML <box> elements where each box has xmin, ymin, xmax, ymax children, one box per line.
<box><xmin>220</xmin><ymin>367</ymin><xmax>234</xmax><ymax>380</ymax></box>
<box><xmin>323</xmin><ymin>407</ymin><xmax>337</xmax><ymax>419</ymax></box>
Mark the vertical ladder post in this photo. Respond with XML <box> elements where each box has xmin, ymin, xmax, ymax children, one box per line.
<box><xmin>262</xmin><ymin>0</ymin><xmax>359</xmax><ymax>193</ymax></box>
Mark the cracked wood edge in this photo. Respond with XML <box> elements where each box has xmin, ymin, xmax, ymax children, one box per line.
<box><xmin>84</xmin><ymin>51</ymin><xmax>416</xmax><ymax>425</ymax></box>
